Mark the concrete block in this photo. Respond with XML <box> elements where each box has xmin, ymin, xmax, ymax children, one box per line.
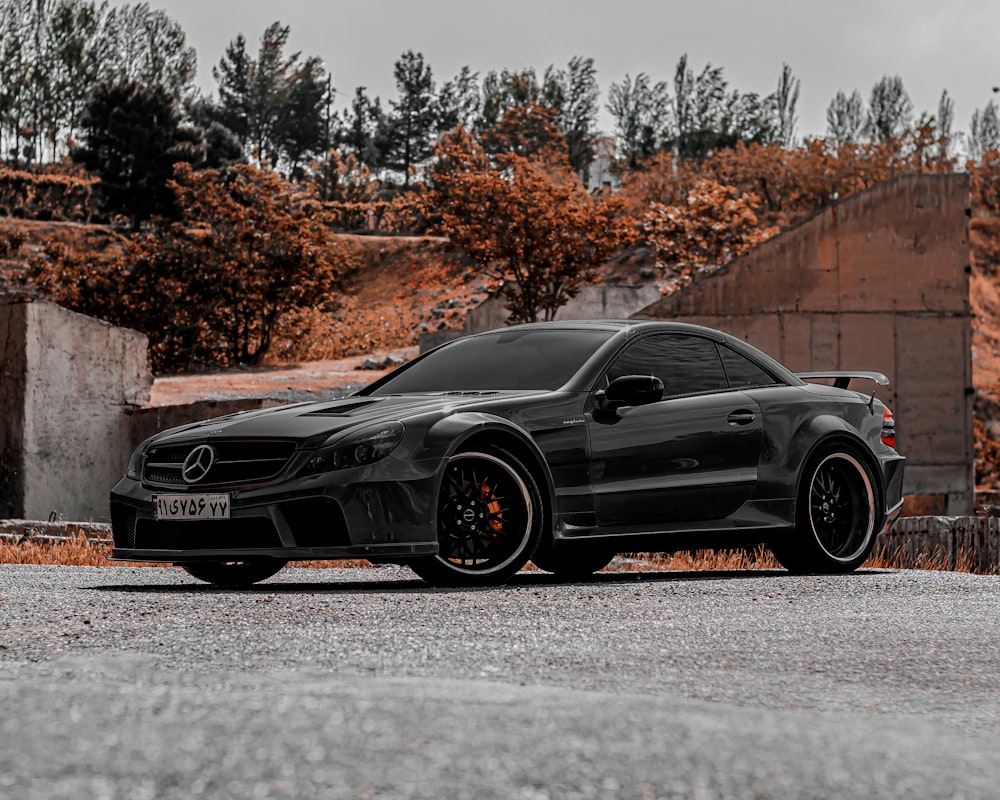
<box><xmin>16</xmin><ymin>301</ymin><xmax>151</xmax><ymax>521</ymax></box>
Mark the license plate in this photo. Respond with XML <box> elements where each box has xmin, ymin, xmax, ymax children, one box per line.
<box><xmin>154</xmin><ymin>494</ymin><xmax>231</xmax><ymax>520</ymax></box>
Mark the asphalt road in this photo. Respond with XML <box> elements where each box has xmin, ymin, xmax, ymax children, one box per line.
<box><xmin>2</xmin><ymin>563</ymin><xmax>1000</xmax><ymax>799</ymax></box>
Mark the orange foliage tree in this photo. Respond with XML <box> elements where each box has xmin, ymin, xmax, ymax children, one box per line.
<box><xmin>643</xmin><ymin>178</ymin><xmax>779</xmax><ymax>293</ymax></box>
<box><xmin>620</xmin><ymin>125</ymin><xmax>957</xmax><ymax>231</ymax></box>
<box><xmin>25</xmin><ymin>163</ymin><xmax>355</xmax><ymax>371</ymax></box>
<box><xmin>432</xmin><ymin>130</ymin><xmax>636</xmax><ymax>323</ymax></box>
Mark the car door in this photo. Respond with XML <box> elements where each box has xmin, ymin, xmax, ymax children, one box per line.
<box><xmin>587</xmin><ymin>333</ymin><xmax>763</xmax><ymax>528</ymax></box>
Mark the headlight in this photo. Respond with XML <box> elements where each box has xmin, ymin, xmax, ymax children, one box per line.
<box><xmin>125</xmin><ymin>442</ymin><xmax>150</xmax><ymax>479</ymax></box>
<box><xmin>301</xmin><ymin>422</ymin><xmax>405</xmax><ymax>475</ymax></box>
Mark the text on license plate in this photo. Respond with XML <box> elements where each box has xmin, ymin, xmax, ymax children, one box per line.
<box><xmin>155</xmin><ymin>494</ymin><xmax>231</xmax><ymax>520</ymax></box>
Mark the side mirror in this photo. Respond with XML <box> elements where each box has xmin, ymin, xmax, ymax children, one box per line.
<box><xmin>595</xmin><ymin>374</ymin><xmax>664</xmax><ymax>413</ymax></box>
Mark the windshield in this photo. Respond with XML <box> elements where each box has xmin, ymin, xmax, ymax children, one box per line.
<box><xmin>367</xmin><ymin>329</ymin><xmax>615</xmax><ymax>394</ymax></box>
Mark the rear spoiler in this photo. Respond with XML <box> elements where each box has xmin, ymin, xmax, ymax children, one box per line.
<box><xmin>795</xmin><ymin>371</ymin><xmax>890</xmax><ymax>390</ymax></box>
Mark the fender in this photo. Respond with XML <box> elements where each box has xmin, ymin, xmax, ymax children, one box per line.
<box><xmin>417</xmin><ymin>411</ymin><xmax>558</xmax><ymax>511</ymax></box>
<box><xmin>786</xmin><ymin>413</ymin><xmax>872</xmax><ymax>471</ymax></box>
<box><xmin>785</xmin><ymin>413</ymin><xmax>885</xmax><ymax>511</ymax></box>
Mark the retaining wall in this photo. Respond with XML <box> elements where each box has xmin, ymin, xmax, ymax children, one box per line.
<box><xmin>636</xmin><ymin>174</ymin><xmax>973</xmax><ymax>514</ymax></box>
<box><xmin>1</xmin><ymin>299</ymin><xmax>150</xmax><ymax>520</ymax></box>
<box><xmin>878</xmin><ymin>515</ymin><xmax>1000</xmax><ymax>573</ymax></box>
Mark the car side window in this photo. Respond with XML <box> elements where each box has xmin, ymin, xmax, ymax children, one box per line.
<box><xmin>718</xmin><ymin>345</ymin><xmax>779</xmax><ymax>389</ymax></box>
<box><xmin>605</xmin><ymin>334</ymin><xmax>729</xmax><ymax>398</ymax></box>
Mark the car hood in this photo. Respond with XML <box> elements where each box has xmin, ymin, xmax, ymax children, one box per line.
<box><xmin>148</xmin><ymin>392</ymin><xmax>540</xmax><ymax>447</ymax></box>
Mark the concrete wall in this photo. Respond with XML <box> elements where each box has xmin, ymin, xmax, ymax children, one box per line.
<box><xmin>636</xmin><ymin>174</ymin><xmax>973</xmax><ymax>513</ymax></box>
<box><xmin>0</xmin><ymin>300</ymin><xmax>153</xmax><ymax>519</ymax></box>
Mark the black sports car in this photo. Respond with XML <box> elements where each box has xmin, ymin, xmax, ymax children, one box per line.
<box><xmin>110</xmin><ymin>320</ymin><xmax>905</xmax><ymax>586</ymax></box>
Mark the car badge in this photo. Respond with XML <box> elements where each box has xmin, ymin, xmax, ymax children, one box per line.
<box><xmin>182</xmin><ymin>444</ymin><xmax>216</xmax><ymax>484</ymax></box>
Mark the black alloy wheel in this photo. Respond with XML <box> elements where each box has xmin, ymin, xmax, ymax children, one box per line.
<box><xmin>771</xmin><ymin>449</ymin><xmax>880</xmax><ymax>574</ymax></box>
<box><xmin>180</xmin><ymin>559</ymin><xmax>288</xmax><ymax>587</ymax></box>
<box><xmin>409</xmin><ymin>448</ymin><xmax>542</xmax><ymax>586</ymax></box>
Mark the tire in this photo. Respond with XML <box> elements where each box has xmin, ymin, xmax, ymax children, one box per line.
<box><xmin>409</xmin><ymin>447</ymin><xmax>543</xmax><ymax>587</ymax></box>
<box><xmin>770</xmin><ymin>447</ymin><xmax>881</xmax><ymax>574</ymax></box>
<box><xmin>531</xmin><ymin>541</ymin><xmax>615</xmax><ymax>580</ymax></box>
<box><xmin>180</xmin><ymin>559</ymin><xmax>287</xmax><ymax>587</ymax></box>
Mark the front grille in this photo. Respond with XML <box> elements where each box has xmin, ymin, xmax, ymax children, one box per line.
<box><xmin>134</xmin><ymin>517</ymin><xmax>281</xmax><ymax>551</ymax></box>
<box><xmin>142</xmin><ymin>440</ymin><xmax>297</xmax><ymax>488</ymax></box>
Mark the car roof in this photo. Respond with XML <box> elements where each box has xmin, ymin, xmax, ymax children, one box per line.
<box><xmin>489</xmin><ymin>319</ymin><xmax>801</xmax><ymax>388</ymax></box>
<box><xmin>497</xmin><ymin>319</ymin><xmax>727</xmax><ymax>338</ymax></box>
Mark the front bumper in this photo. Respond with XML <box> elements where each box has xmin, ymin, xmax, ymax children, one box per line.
<box><xmin>110</xmin><ymin>456</ymin><xmax>443</xmax><ymax>563</ymax></box>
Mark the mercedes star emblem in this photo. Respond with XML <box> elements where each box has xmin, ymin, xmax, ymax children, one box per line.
<box><xmin>182</xmin><ymin>444</ymin><xmax>216</xmax><ymax>484</ymax></box>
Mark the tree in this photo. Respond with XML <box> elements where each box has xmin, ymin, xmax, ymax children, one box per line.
<box><xmin>479</xmin><ymin>68</ymin><xmax>544</xmax><ymax>130</ymax></box>
<box><xmin>98</xmin><ymin>3</ymin><xmax>197</xmax><ymax>99</ymax></box>
<box><xmin>432</xmin><ymin>134</ymin><xmax>635</xmax><ymax>323</ymax></box>
<box><xmin>481</xmin><ymin>103</ymin><xmax>566</xmax><ymax>162</ymax></box>
<box><xmin>26</xmin><ymin>163</ymin><xmax>351</xmax><ymax>371</ymax></box>
<box><xmin>384</xmin><ymin>50</ymin><xmax>437</xmax><ymax>185</ymax></box>
<box><xmin>209</xmin><ymin>22</ymin><xmax>329</xmax><ymax>171</ymax></box>
<box><xmin>607</xmin><ymin>72</ymin><xmax>670</xmax><ymax>168</ymax></box>
<box><xmin>44</xmin><ymin>0</ymin><xmax>103</xmax><ymax>158</ymax></box>
<box><xmin>643</xmin><ymin>178</ymin><xmax>779</xmax><ymax>293</ymax></box>
<box><xmin>669</xmin><ymin>54</ymin><xmax>759</xmax><ymax>159</ymax></box>
<box><xmin>0</xmin><ymin>0</ymin><xmax>33</xmax><ymax>163</ymax></box>
<box><xmin>773</xmin><ymin>63</ymin><xmax>800</xmax><ymax>147</ymax></box>
<box><xmin>0</xmin><ymin>0</ymin><xmax>197</xmax><ymax>166</ymax></box>
<box><xmin>545</xmin><ymin>56</ymin><xmax>600</xmax><ymax>174</ymax></box>
<box><xmin>826</xmin><ymin>89</ymin><xmax>865</xmax><ymax>144</ymax></box>
<box><xmin>937</xmin><ymin>89</ymin><xmax>955</xmax><ymax>161</ymax></box>
<box><xmin>435</xmin><ymin>65</ymin><xmax>480</xmax><ymax>133</ymax></box>
<box><xmin>339</xmin><ymin>86</ymin><xmax>385</xmax><ymax>168</ymax></box>
<box><xmin>865</xmin><ymin>75</ymin><xmax>913</xmax><ymax>143</ymax></box>
<box><xmin>969</xmin><ymin>100</ymin><xmax>1000</xmax><ymax>163</ymax></box>
<box><xmin>72</xmin><ymin>81</ymin><xmax>203</xmax><ymax>229</ymax></box>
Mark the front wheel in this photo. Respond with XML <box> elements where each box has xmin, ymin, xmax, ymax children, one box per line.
<box><xmin>180</xmin><ymin>559</ymin><xmax>287</xmax><ymax>587</ymax></box>
<box><xmin>770</xmin><ymin>448</ymin><xmax>881</xmax><ymax>574</ymax></box>
<box><xmin>408</xmin><ymin>448</ymin><xmax>542</xmax><ymax>587</ymax></box>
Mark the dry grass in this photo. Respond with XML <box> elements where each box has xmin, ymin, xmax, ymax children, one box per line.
<box><xmin>0</xmin><ymin>536</ymin><xmax>992</xmax><ymax>575</ymax></box>
<box><xmin>608</xmin><ymin>548</ymin><xmax>781</xmax><ymax>572</ymax></box>
<box><xmin>0</xmin><ymin>531</ymin><xmax>155</xmax><ymax>567</ymax></box>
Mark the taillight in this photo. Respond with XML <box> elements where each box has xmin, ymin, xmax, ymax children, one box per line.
<box><xmin>881</xmin><ymin>407</ymin><xmax>896</xmax><ymax>447</ymax></box>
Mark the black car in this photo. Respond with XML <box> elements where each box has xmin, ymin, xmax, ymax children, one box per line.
<box><xmin>110</xmin><ymin>320</ymin><xmax>905</xmax><ymax>586</ymax></box>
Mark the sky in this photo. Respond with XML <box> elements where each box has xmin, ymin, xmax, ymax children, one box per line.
<box><xmin>119</xmin><ymin>0</ymin><xmax>1000</xmax><ymax>145</ymax></box>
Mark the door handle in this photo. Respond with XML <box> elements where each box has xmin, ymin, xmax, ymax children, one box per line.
<box><xmin>727</xmin><ymin>410</ymin><xmax>756</xmax><ymax>425</ymax></box>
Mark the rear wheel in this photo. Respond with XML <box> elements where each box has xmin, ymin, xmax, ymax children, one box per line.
<box><xmin>770</xmin><ymin>448</ymin><xmax>880</xmax><ymax>573</ymax></box>
<box><xmin>180</xmin><ymin>559</ymin><xmax>287</xmax><ymax>587</ymax></box>
<box><xmin>409</xmin><ymin>448</ymin><xmax>542</xmax><ymax>587</ymax></box>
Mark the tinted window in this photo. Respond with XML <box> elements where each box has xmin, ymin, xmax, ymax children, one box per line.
<box><xmin>606</xmin><ymin>334</ymin><xmax>728</xmax><ymax>397</ymax></box>
<box><xmin>719</xmin><ymin>345</ymin><xmax>778</xmax><ymax>388</ymax></box>
<box><xmin>369</xmin><ymin>329</ymin><xmax>614</xmax><ymax>393</ymax></box>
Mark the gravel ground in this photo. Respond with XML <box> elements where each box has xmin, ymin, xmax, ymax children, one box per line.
<box><xmin>2</xmin><ymin>564</ymin><xmax>1000</xmax><ymax>799</ymax></box>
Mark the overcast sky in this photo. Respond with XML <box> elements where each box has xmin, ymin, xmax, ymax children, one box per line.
<box><xmin>124</xmin><ymin>0</ymin><xmax>1000</xmax><ymax>144</ymax></box>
